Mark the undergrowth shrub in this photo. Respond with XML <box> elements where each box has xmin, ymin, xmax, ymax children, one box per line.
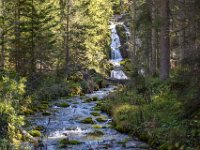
<box><xmin>0</xmin><ymin>70</ymin><xmax>25</xmax><ymax>148</ymax></box>
<box><xmin>102</xmin><ymin>76</ymin><xmax>200</xmax><ymax>149</ymax></box>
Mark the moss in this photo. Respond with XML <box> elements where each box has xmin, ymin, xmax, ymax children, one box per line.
<box><xmin>91</xmin><ymin>112</ymin><xmax>101</xmax><ymax>116</ymax></box>
<box><xmin>41</xmin><ymin>101</ymin><xmax>49</xmax><ymax>105</ymax></box>
<box><xmin>42</xmin><ymin>111</ymin><xmax>51</xmax><ymax>116</ymax></box>
<box><xmin>37</xmin><ymin>104</ymin><xmax>48</xmax><ymax>111</ymax></box>
<box><xmin>80</xmin><ymin>117</ymin><xmax>95</xmax><ymax>124</ymax></box>
<box><xmin>92</xmin><ymin>124</ymin><xmax>102</xmax><ymax>129</ymax></box>
<box><xmin>59</xmin><ymin>139</ymin><xmax>82</xmax><ymax>148</ymax></box>
<box><xmin>73</xmin><ymin>102</ymin><xmax>79</xmax><ymax>104</ymax></box>
<box><xmin>56</xmin><ymin>102</ymin><xmax>70</xmax><ymax>108</ymax></box>
<box><xmin>88</xmin><ymin>130</ymin><xmax>104</xmax><ymax>136</ymax></box>
<box><xmin>96</xmin><ymin>117</ymin><xmax>107</xmax><ymax>123</ymax></box>
<box><xmin>29</xmin><ymin>130</ymin><xmax>42</xmax><ymax>137</ymax></box>
<box><xmin>21</xmin><ymin>108</ymin><xmax>34</xmax><ymax>116</ymax></box>
<box><xmin>92</xmin><ymin>97</ymin><xmax>99</xmax><ymax>101</ymax></box>
<box><xmin>32</xmin><ymin>107</ymin><xmax>39</xmax><ymax>112</ymax></box>
<box><xmin>93</xmin><ymin>105</ymin><xmax>101</xmax><ymax>111</ymax></box>
<box><xmin>35</xmin><ymin>125</ymin><xmax>45</xmax><ymax>131</ymax></box>
<box><xmin>85</xmin><ymin>98</ymin><xmax>93</xmax><ymax>103</ymax></box>
<box><xmin>85</xmin><ymin>97</ymin><xmax>99</xmax><ymax>103</ymax></box>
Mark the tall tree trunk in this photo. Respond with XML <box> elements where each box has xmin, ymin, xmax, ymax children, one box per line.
<box><xmin>130</xmin><ymin>0</ymin><xmax>136</xmax><ymax>63</ymax></box>
<box><xmin>15</xmin><ymin>0</ymin><xmax>21</xmax><ymax>72</ymax></box>
<box><xmin>0</xmin><ymin>0</ymin><xmax>5</xmax><ymax>69</ymax></box>
<box><xmin>159</xmin><ymin>0</ymin><xmax>170</xmax><ymax>80</ymax></box>
<box><xmin>31</xmin><ymin>0</ymin><xmax>35</xmax><ymax>73</ymax></box>
<box><xmin>178</xmin><ymin>0</ymin><xmax>186</xmax><ymax>61</ymax></box>
<box><xmin>151</xmin><ymin>0</ymin><xmax>157</xmax><ymax>75</ymax></box>
<box><xmin>65</xmin><ymin>0</ymin><xmax>70</xmax><ymax>73</ymax></box>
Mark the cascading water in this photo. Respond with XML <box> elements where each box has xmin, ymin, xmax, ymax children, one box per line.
<box><xmin>110</xmin><ymin>23</ymin><xmax>128</xmax><ymax>80</ymax></box>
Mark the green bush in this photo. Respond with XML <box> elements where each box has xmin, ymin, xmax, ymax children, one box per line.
<box><xmin>0</xmin><ymin>71</ymin><xmax>25</xmax><ymax>148</ymax></box>
<box><xmin>102</xmin><ymin>77</ymin><xmax>200</xmax><ymax>149</ymax></box>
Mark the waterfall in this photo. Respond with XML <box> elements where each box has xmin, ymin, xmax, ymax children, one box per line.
<box><xmin>110</xmin><ymin>23</ymin><xmax>128</xmax><ymax>80</ymax></box>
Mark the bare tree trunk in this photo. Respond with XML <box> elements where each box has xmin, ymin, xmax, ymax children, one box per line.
<box><xmin>15</xmin><ymin>0</ymin><xmax>21</xmax><ymax>72</ymax></box>
<box><xmin>177</xmin><ymin>0</ymin><xmax>186</xmax><ymax>61</ymax></box>
<box><xmin>0</xmin><ymin>0</ymin><xmax>5</xmax><ymax>69</ymax></box>
<box><xmin>130</xmin><ymin>0</ymin><xmax>136</xmax><ymax>63</ymax></box>
<box><xmin>159</xmin><ymin>0</ymin><xmax>170</xmax><ymax>80</ymax></box>
<box><xmin>65</xmin><ymin>0</ymin><xmax>70</xmax><ymax>73</ymax></box>
<box><xmin>31</xmin><ymin>0</ymin><xmax>35</xmax><ymax>73</ymax></box>
<box><xmin>151</xmin><ymin>0</ymin><xmax>157</xmax><ymax>75</ymax></box>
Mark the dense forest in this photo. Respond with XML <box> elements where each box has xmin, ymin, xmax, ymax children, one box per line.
<box><xmin>0</xmin><ymin>0</ymin><xmax>200</xmax><ymax>149</ymax></box>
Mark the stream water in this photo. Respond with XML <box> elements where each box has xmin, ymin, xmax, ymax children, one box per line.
<box><xmin>22</xmin><ymin>21</ymin><xmax>150</xmax><ymax>150</ymax></box>
<box><xmin>24</xmin><ymin>87</ymin><xmax>149</xmax><ymax>150</ymax></box>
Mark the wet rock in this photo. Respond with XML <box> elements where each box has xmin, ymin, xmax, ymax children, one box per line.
<box><xmin>96</xmin><ymin>117</ymin><xmax>107</xmax><ymax>123</ymax></box>
<box><xmin>55</xmin><ymin>102</ymin><xmax>70</xmax><ymax>108</ymax></box>
<box><xmin>88</xmin><ymin>130</ymin><xmax>104</xmax><ymax>137</ymax></box>
<box><xmin>125</xmin><ymin>141</ymin><xmax>149</xmax><ymax>149</ymax></box>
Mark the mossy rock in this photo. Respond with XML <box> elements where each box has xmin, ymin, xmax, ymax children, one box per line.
<box><xmin>85</xmin><ymin>98</ymin><xmax>93</xmax><ymax>103</ymax></box>
<box><xmin>29</xmin><ymin>130</ymin><xmax>42</xmax><ymax>137</ymax></box>
<box><xmin>88</xmin><ymin>130</ymin><xmax>104</xmax><ymax>136</ymax></box>
<box><xmin>35</xmin><ymin>125</ymin><xmax>45</xmax><ymax>131</ymax></box>
<box><xmin>59</xmin><ymin>139</ymin><xmax>82</xmax><ymax>148</ymax></box>
<box><xmin>42</xmin><ymin>111</ymin><xmax>51</xmax><ymax>116</ymax></box>
<box><xmin>73</xmin><ymin>102</ymin><xmax>79</xmax><ymax>104</ymax></box>
<box><xmin>22</xmin><ymin>108</ymin><xmax>34</xmax><ymax>116</ymax></box>
<box><xmin>56</xmin><ymin>102</ymin><xmax>70</xmax><ymax>108</ymax></box>
<box><xmin>96</xmin><ymin>117</ymin><xmax>107</xmax><ymax>123</ymax></box>
<box><xmin>32</xmin><ymin>107</ymin><xmax>39</xmax><ymax>112</ymax></box>
<box><xmin>41</xmin><ymin>101</ymin><xmax>49</xmax><ymax>105</ymax></box>
<box><xmin>80</xmin><ymin>117</ymin><xmax>95</xmax><ymax>124</ymax></box>
<box><xmin>37</xmin><ymin>104</ymin><xmax>48</xmax><ymax>111</ymax></box>
<box><xmin>85</xmin><ymin>97</ymin><xmax>99</xmax><ymax>103</ymax></box>
<box><xmin>93</xmin><ymin>106</ymin><xmax>101</xmax><ymax>111</ymax></box>
<box><xmin>91</xmin><ymin>112</ymin><xmax>101</xmax><ymax>116</ymax></box>
<box><xmin>92</xmin><ymin>125</ymin><xmax>102</xmax><ymax>129</ymax></box>
<box><xmin>92</xmin><ymin>97</ymin><xmax>99</xmax><ymax>101</ymax></box>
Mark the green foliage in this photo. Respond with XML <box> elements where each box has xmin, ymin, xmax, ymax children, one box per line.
<box><xmin>0</xmin><ymin>71</ymin><xmax>26</xmax><ymax>148</ymax></box>
<box><xmin>103</xmin><ymin>77</ymin><xmax>200</xmax><ymax>149</ymax></box>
